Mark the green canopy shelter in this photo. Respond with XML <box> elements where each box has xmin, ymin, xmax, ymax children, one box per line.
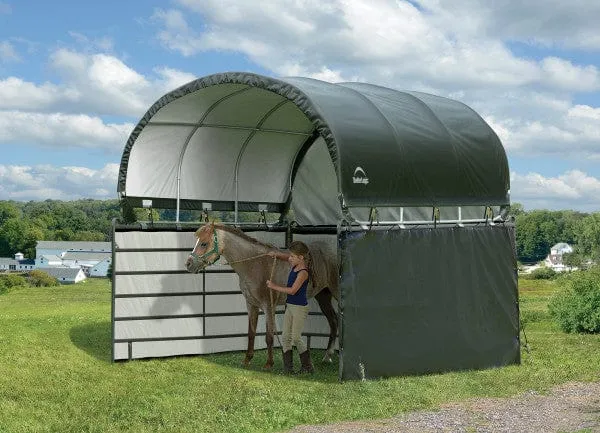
<box><xmin>115</xmin><ymin>72</ymin><xmax>519</xmax><ymax>380</ymax></box>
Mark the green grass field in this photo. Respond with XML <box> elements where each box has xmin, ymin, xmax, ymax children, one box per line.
<box><xmin>1</xmin><ymin>278</ymin><xmax>599</xmax><ymax>433</ymax></box>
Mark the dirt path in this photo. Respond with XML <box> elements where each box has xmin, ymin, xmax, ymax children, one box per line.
<box><xmin>286</xmin><ymin>381</ymin><xmax>600</xmax><ymax>433</ymax></box>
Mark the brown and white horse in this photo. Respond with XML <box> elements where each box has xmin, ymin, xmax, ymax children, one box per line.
<box><xmin>185</xmin><ymin>223</ymin><xmax>339</xmax><ymax>370</ymax></box>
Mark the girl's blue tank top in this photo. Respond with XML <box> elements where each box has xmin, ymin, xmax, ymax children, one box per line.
<box><xmin>286</xmin><ymin>267</ymin><xmax>309</xmax><ymax>306</ymax></box>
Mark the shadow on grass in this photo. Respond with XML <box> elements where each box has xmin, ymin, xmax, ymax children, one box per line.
<box><xmin>69</xmin><ymin>321</ymin><xmax>112</xmax><ymax>362</ymax></box>
<box><xmin>202</xmin><ymin>348</ymin><xmax>341</xmax><ymax>383</ymax></box>
<box><xmin>68</xmin><ymin>319</ymin><xmax>340</xmax><ymax>382</ymax></box>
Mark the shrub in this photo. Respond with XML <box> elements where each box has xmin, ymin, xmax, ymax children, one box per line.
<box><xmin>549</xmin><ymin>266</ymin><xmax>600</xmax><ymax>333</ymax></box>
<box><xmin>0</xmin><ymin>273</ymin><xmax>27</xmax><ymax>289</ymax></box>
<box><xmin>28</xmin><ymin>270</ymin><xmax>60</xmax><ymax>287</ymax></box>
<box><xmin>529</xmin><ymin>266</ymin><xmax>556</xmax><ymax>280</ymax></box>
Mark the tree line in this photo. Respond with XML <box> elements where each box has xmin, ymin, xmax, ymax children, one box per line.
<box><xmin>0</xmin><ymin>199</ymin><xmax>599</xmax><ymax>263</ymax></box>
<box><xmin>0</xmin><ymin>199</ymin><xmax>122</xmax><ymax>258</ymax></box>
<box><xmin>511</xmin><ymin>203</ymin><xmax>600</xmax><ymax>264</ymax></box>
<box><xmin>0</xmin><ymin>199</ymin><xmax>262</xmax><ymax>259</ymax></box>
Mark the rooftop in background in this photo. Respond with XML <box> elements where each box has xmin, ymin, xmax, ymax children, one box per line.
<box><xmin>36</xmin><ymin>241</ymin><xmax>111</xmax><ymax>251</ymax></box>
<box><xmin>62</xmin><ymin>252</ymin><xmax>111</xmax><ymax>261</ymax></box>
<box><xmin>0</xmin><ymin>258</ymin><xmax>35</xmax><ymax>266</ymax></box>
<box><xmin>551</xmin><ymin>242</ymin><xmax>572</xmax><ymax>251</ymax></box>
<box><xmin>41</xmin><ymin>267</ymin><xmax>85</xmax><ymax>279</ymax></box>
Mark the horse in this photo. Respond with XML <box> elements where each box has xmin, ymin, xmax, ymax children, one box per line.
<box><xmin>185</xmin><ymin>222</ymin><xmax>339</xmax><ymax>370</ymax></box>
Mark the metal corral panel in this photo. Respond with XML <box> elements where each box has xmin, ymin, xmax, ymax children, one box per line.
<box><xmin>112</xmin><ymin>225</ymin><xmax>337</xmax><ymax>361</ymax></box>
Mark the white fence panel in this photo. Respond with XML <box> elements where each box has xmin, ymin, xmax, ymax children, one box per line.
<box><xmin>112</xmin><ymin>227</ymin><xmax>338</xmax><ymax>361</ymax></box>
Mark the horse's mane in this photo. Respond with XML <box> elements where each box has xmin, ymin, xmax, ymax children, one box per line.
<box><xmin>206</xmin><ymin>223</ymin><xmax>275</xmax><ymax>249</ymax></box>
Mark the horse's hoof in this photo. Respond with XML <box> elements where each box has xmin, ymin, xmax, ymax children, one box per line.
<box><xmin>322</xmin><ymin>353</ymin><xmax>333</xmax><ymax>363</ymax></box>
<box><xmin>262</xmin><ymin>363</ymin><xmax>274</xmax><ymax>370</ymax></box>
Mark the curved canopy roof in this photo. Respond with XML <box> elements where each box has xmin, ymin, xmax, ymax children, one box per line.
<box><xmin>118</xmin><ymin>72</ymin><xmax>509</xmax><ymax>223</ymax></box>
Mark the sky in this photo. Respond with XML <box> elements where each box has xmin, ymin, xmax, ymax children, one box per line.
<box><xmin>1</xmin><ymin>0</ymin><xmax>600</xmax><ymax>212</ymax></box>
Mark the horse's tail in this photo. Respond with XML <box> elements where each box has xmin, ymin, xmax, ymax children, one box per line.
<box><xmin>307</xmin><ymin>241</ymin><xmax>338</xmax><ymax>295</ymax></box>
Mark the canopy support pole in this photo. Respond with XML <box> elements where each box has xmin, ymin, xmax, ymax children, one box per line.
<box><xmin>175</xmin><ymin>87</ymin><xmax>253</xmax><ymax>222</ymax></box>
<box><xmin>234</xmin><ymin>99</ymin><xmax>290</xmax><ymax>223</ymax></box>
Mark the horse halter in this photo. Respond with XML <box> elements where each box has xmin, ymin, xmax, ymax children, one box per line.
<box><xmin>189</xmin><ymin>229</ymin><xmax>221</xmax><ymax>269</ymax></box>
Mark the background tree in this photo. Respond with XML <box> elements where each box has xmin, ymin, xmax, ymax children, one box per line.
<box><xmin>134</xmin><ymin>208</ymin><xmax>160</xmax><ymax>223</ymax></box>
<box><xmin>509</xmin><ymin>202</ymin><xmax>525</xmax><ymax>217</ymax></box>
<box><xmin>575</xmin><ymin>213</ymin><xmax>600</xmax><ymax>260</ymax></box>
<box><xmin>562</xmin><ymin>252</ymin><xmax>583</xmax><ymax>270</ymax></box>
<box><xmin>515</xmin><ymin>211</ymin><xmax>550</xmax><ymax>262</ymax></box>
<box><xmin>28</xmin><ymin>270</ymin><xmax>59</xmax><ymax>287</ymax></box>
<box><xmin>0</xmin><ymin>201</ymin><xmax>20</xmax><ymax>225</ymax></box>
<box><xmin>0</xmin><ymin>219</ymin><xmax>32</xmax><ymax>257</ymax></box>
<box><xmin>71</xmin><ymin>231</ymin><xmax>106</xmax><ymax>241</ymax></box>
<box><xmin>0</xmin><ymin>198</ymin><xmax>598</xmax><ymax>268</ymax></box>
<box><xmin>515</xmin><ymin>209</ymin><xmax>586</xmax><ymax>263</ymax></box>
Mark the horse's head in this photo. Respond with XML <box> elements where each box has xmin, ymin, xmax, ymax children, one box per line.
<box><xmin>185</xmin><ymin>223</ymin><xmax>222</xmax><ymax>273</ymax></box>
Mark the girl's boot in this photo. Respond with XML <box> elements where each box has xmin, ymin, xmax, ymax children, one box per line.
<box><xmin>299</xmin><ymin>350</ymin><xmax>314</xmax><ymax>374</ymax></box>
<box><xmin>282</xmin><ymin>350</ymin><xmax>294</xmax><ymax>374</ymax></box>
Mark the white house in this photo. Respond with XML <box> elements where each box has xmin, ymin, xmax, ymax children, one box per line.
<box><xmin>0</xmin><ymin>252</ymin><xmax>36</xmax><ymax>272</ymax></box>
<box><xmin>41</xmin><ymin>267</ymin><xmax>87</xmax><ymax>284</ymax></box>
<box><xmin>35</xmin><ymin>241</ymin><xmax>112</xmax><ymax>277</ymax></box>
<box><xmin>61</xmin><ymin>251</ymin><xmax>112</xmax><ymax>276</ymax></box>
<box><xmin>89</xmin><ymin>257</ymin><xmax>112</xmax><ymax>277</ymax></box>
<box><xmin>37</xmin><ymin>254</ymin><xmax>64</xmax><ymax>268</ymax></box>
<box><xmin>545</xmin><ymin>242</ymin><xmax>575</xmax><ymax>272</ymax></box>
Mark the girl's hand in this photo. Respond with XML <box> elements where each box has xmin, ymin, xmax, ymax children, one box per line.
<box><xmin>266</xmin><ymin>280</ymin><xmax>275</xmax><ymax>289</ymax></box>
<box><xmin>268</xmin><ymin>251</ymin><xmax>277</xmax><ymax>258</ymax></box>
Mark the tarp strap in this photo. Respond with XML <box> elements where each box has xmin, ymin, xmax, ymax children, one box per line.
<box><xmin>368</xmin><ymin>207</ymin><xmax>379</xmax><ymax>230</ymax></box>
<box><xmin>432</xmin><ymin>207</ymin><xmax>440</xmax><ymax>228</ymax></box>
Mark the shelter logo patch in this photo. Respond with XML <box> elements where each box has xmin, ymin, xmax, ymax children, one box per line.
<box><xmin>352</xmin><ymin>167</ymin><xmax>369</xmax><ymax>185</ymax></box>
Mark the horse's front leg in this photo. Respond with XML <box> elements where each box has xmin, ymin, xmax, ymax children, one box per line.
<box><xmin>244</xmin><ymin>302</ymin><xmax>259</xmax><ymax>366</ymax></box>
<box><xmin>263</xmin><ymin>302</ymin><xmax>276</xmax><ymax>370</ymax></box>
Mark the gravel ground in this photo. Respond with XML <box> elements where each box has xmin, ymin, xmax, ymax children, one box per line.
<box><xmin>286</xmin><ymin>381</ymin><xmax>600</xmax><ymax>433</ymax></box>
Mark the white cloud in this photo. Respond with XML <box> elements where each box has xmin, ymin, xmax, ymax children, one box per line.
<box><xmin>568</xmin><ymin>105</ymin><xmax>600</xmax><ymax>121</ymax></box>
<box><xmin>483</xmin><ymin>99</ymin><xmax>600</xmax><ymax>159</ymax></box>
<box><xmin>418</xmin><ymin>0</ymin><xmax>600</xmax><ymax>50</ymax></box>
<box><xmin>0</xmin><ymin>41</ymin><xmax>20</xmax><ymax>62</ymax></box>
<box><xmin>49</xmin><ymin>49</ymin><xmax>151</xmax><ymax>116</ymax></box>
<box><xmin>541</xmin><ymin>57</ymin><xmax>600</xmax><ymax>92</ymax></box>
<box><xmin>0</xmin><ymin>77</ymin><xmax>69</xmax><ymax>110</ymax></box>
<box><xmin>153</xmin><ymin>67</ymin><xmax>198</xmax><ymax>93</ymax></box>
<box><xmin>153</xmin><ymin>0</ymin><xmax>600</xmax><ymax>92</ymax></box>
<box><xmin>0</xmin><ymin>45</ymin><xmax>200</xmax><ymax>160</ymax></box>
<box><xmin>511</xmin><ymin>170</ymin><xmax>600</xmax><ymax>211</ymax></box>
<box><xmin>0</xmin><ymin>163</ymin><xmax>120</xmax><ymax>201</ymax></box>
<box><xmin>0</xmin><ymin>49</ymin><xmax>197</xmax><ymax>117</ymax></box>
<box><xmin>0</xmin><ymin>111</ymin><xmax>133</xmax><ymax>152</ymax></box>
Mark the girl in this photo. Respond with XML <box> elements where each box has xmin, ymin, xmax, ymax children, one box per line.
<box><xmin>266</xmin><ymin>241</ymin><xmax>314</xmax><ymax>374</ymax></box>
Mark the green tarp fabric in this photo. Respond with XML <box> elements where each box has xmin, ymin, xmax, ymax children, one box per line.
<box><xmin>339</xmin><ymin>224</ymin><xmax>519</xmax><ymax>380</ymax></box>
<box><xmin>118</xmin><ymin>72</ymin><xmax>510</xmax><ymax>213</ymax></box>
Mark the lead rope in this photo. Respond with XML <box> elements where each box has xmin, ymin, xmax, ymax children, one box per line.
<box><xmin>227</xmin><ymin>252</ymin><xmax>270</xmax><ymax>265</ymax></box>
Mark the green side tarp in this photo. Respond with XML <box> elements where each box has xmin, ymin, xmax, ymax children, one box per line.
<box><xmin>339</xmin><ymin>224</ymin><xmax>519</xmax><ymax>380</ymax></box>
